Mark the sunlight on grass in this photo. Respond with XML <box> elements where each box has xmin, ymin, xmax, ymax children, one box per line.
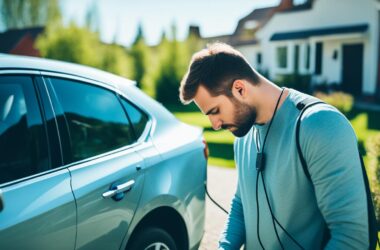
<box><xmin>204</xmin><ymin>130</ymin><xmax>235</xmax><ymax>144</ymax></box>
<box><xmin>174</xmin><ymin>112</ymin><xmax>211</xmax><ymax>128</ymax></box>
<box><xmin>350</xmin><ymin>113</ymin><xmax>379</xmax><ymax>143</ymax></box>
<box><xmin>208</xmin><ymin>157</ymin><xmax>235</xmax><ymax>168</ymax></box>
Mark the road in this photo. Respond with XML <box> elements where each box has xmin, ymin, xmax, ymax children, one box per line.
<box><xmin>199</xmin><ymin>166</ymin><xmax>238</xmax><ymax>250</ymax></box>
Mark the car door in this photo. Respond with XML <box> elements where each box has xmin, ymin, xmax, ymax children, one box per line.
<box><xmin>0</xmin><ymin>73</ymin><xmax>76</xmax><ymax>249</ymax></box>
<box><xmin>44</xmin><ymin>75</ymin><xmax>145</xmax><ymax>250</ymax></box>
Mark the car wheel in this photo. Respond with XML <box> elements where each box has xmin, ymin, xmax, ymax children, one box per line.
<box><xmin>129</xmin><ymin>227</ymin><xmax>178</xmax><ymax>250</ymax></box>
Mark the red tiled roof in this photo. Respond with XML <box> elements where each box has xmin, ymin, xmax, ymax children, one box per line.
<box><xmin>0</xmin><ymin>27</ymin><xmax>44</xmax><ymax>53</ymax></box>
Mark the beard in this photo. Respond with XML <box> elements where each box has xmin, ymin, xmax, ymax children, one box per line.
<box><xmin>221</xmin><ymin>98</ymin><xmax>257</xmax><ymax>138</ymax></box>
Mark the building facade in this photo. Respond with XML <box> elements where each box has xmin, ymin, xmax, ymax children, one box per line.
<box><xmin>203</xmin><ymin>0</ymin><xmax>380</xmax><ymax>98</ymax></box>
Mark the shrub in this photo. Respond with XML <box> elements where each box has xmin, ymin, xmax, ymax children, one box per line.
<box><xmin>314</xmin><ymin>91</ymin><xmax>354</xmax><ymax>115</ymax></box>
<box><xmin>275</xmin><ymin>73</ymin><xmax>311</xmax><ymax>93</ymax></box>
<box><xmin>365</xmin><ymin>133</ymin><xmax>380</xmax><ymax>224</ymax></box>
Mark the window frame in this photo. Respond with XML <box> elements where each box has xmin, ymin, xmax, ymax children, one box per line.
<box><xmin>276</xmin><ymin>45</ymin><xmax>288</xmax><ymax>69</ymax></box>
<box><xmin>315</xmin><ymin>42</ymin><xmax>323</xmax><ymax>75</ymax></box>
<box><xmin>41</xmin><ymin>72</ymin><xmax>152</xmax><ymax>167</ymax></box>
<box><xmin>117</xmin><ymin>94</ymin><xmax>150</xmax><ymax>143</ymax></box>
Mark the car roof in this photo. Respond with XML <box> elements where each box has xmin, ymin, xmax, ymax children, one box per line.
<box><xmin>0</xmin><ymin>53</ymin><xmax>136</xmax><ymax>88</ymax></box>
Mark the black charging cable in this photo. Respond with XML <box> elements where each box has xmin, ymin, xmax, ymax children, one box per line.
<box><xmin>256</xmin><ymin>171</ymin><xmax>266</xmax><ymax>249</ymax></box>
<box><xmin>254</xmin><ymin>88</ymin><xmax>305</xmax><ymax>250</ymax></box>
<box><xmin>260</xmin><ymin>171</ymin><xmax>285</xmax><ymax>249</ymax></box>
<box><xmin>261</xmin><ymin>170</ymin><xmax>305</xmax><ymax>249</ymax></box>
<box><xmin>205</xmin><ymin>182</ymin><xmax>229</xmax><ymax>214</ymax></box>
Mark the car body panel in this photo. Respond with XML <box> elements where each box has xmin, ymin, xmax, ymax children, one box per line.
<box><xmin>67</xmin><ymin>148</ymin><xmax>145</xmax><ymax>250</ymax></box>
<box><xmin>0</xmin><ymin>169</ymin><xmax>76</xmax><ymax>249</ymax></box>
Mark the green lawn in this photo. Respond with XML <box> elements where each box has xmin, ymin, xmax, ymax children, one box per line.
<box><xmin>173</xmin><ymin>111</ymin><xmax>236</xmax><ymax>167</ymax></box>
<box><xmin>173</xmin><ymin>107</ymin><xmax>380</xmax><ymax>169</ymax></box>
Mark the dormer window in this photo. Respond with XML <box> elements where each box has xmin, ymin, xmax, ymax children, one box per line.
<box><xmin>293</xmin><ymin>0</ymin><xmax>308</xmax><ymax>5</ymax></box>
<box><xmin>244</xmin><ymin>20</ymin><xmax>259</xmax><ymax>30</ymax></box>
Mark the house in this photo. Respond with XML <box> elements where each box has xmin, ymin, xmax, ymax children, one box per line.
<box><xmin>202</xmin><ymin>0</ymin><xmax>380</xmax><ymax>98</ymax></box>
<box><xmin>202</xmin><ymin>0</ymin><xmax>298</xmax><ymax>45</ymax></box>
<box><xmin>0</xmin><ymin>27</ymin><xmax>44</xmax><ymax>57</ymax></box>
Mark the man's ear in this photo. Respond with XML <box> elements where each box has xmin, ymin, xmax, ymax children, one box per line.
<box><xmin>231</xmin><ymin>79</ymin><xmax>246</xmax><ymax>100</ymax></box>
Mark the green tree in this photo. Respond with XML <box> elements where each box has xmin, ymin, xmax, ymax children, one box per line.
<box><xmin>36</xmin><ymin>23</ymin><xmax>102</xmax><ymax>68</ymax></box>
<box><xmin>182</xmin><ymin>26</ymin><xmax>204</xmax><ymax>68</ymax></box>
<box><xmin>0</xmin><ymin>0</ymin><xmax>61</xmax><ymax>29</ymax></box>
<box><xmin>155</xmin><ymin>24</ymin><xmax>183</xmax><ymax>105</ymax></box>
<box><xmin>101</xmin><ymin>44</ymin><xmax>131</xmax><ymax>78</ymax></box>
<box><xmin>85</xmin><ymin>1</ymin><xmax>99</xmax><ymax>32</ymax></box>
<box><xmin>130</xmin><ymin>23</ymin><xmax>147</xmax><ymax>89</ymax></box>
<box><xmin>37</xmin><ymin>22</ymin><xmax>132</xmax><ymax>79</ymax></box>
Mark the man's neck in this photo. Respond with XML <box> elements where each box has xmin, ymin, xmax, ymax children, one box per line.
<box><xmin>253</xmin><ymin>81</ymin><xmax>289</xmax><ymax>125</ymax></box>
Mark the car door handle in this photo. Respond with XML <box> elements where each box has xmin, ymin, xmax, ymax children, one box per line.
<box><xmin>102</xmin><ymin>180</ymin><xmax>135</xmax><ymax>199</ymax></box>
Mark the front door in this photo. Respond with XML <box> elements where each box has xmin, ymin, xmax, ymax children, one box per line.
<box><xmin>45</xmin><ymin>76</ymin><xmax>145</xmax><ymax>250</ymax></box>
<box><xmin>342</xmin><ymin>44</ymin><xmax>364</xmax><ymax>95</ymax></box>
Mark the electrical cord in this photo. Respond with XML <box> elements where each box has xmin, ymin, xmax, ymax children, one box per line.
<box><xmin>254</xmin><ymin>88</ymin><xmax>305</xmax><ymax>250</ymax></box>
<box><xmin>256</xmin><ymin>171</ymin><xmax>265</xmax><ymax>250</ymax></box>
<box><xmin>261</xmin><ymin>172</ymin><xmax>306</xmax><ymax>250</ymax></box>
<box><xmin>204</xmin><ymin>182</ymin><xmax>229</xmax><ymax>214</ymax></box>
<box><xmin>260</xmin><ymin>171</ymin><xmax>284</xmax><ymax>250</ymax></box>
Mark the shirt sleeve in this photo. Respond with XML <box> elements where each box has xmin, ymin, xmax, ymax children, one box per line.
<box><xmin>218</xmin><ymin>186</ymin><xmax>246</xmax><ymax>250</ymax></box>
<box><xmin>218</xmin><ymin>139</ymin><xmax>246</xmax><ymax>250</ymax></box>
<box><xmin>301</xmin><ymin>106</ymin><xmax>369</xmax><ymax>249</ymax></box>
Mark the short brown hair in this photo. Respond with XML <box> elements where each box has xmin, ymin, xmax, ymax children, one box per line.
<box><xmin>179</xmin><ymin>43</ymin><xmax>260</xmax><ymax>104</ymax></box>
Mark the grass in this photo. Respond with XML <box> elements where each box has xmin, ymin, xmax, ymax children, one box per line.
<box><xmin>173</xmin><ymin>109</ymin><xmax>236</xmax><ymax>168</ymax></box>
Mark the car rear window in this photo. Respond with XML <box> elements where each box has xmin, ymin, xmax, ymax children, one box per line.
<box><xmin>49</xmin><ymin>77</ymin><xmax>136</xmax><ymax>163</ymax></box>
<box><xmin>120</xmin><ymin>98</ymin><xmax>149</xmax><ymax>140</ymax></box>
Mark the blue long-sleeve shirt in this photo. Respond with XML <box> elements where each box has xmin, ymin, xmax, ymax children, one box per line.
<box><xmin>219</xmin><ymin>89</ymin><xmax>368</xmax><ymax>250</ymax></box>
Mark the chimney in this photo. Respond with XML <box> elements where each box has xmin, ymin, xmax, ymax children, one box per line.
<box><xmin>277</xmin><ymin>0</ymin><xmax>293</xmax><ymax>11</ymax></box>
<box><xmin>188</xmin><ymin>25</ymin><xmax>201</xmax><ymax>38</ymax></box>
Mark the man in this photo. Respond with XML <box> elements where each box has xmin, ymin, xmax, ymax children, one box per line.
<box><xmin>179</xmin><ymin>43</ymin><xmax>370</xmax><ymax>249</ymax></box>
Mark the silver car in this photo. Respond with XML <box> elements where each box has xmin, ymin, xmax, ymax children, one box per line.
<box><xmin>0</xmin><ymin>54</ymin><xmax>207</xmax><ymax>250</ymax></box>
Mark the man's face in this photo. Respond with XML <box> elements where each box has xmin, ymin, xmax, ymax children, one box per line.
<box><xmin>194</xmin><ymin>85</ymin><xmax>256</xmax><ymax>137</ymax></box>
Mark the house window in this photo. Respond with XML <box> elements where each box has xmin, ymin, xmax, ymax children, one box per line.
<box><xmin>315</xmin><ymin>42</ymin><xmax>323</xmax><ymax>75</ymax></box>
<box><xmin>293</xmin><ymin>0</ymin><xmax>308</xmax><ymax>5</ymax></box>
<box><xmin>257</xmin><ymin>53</ymin><xmax>262</xmax><ymax>65</ymax></box>
<box><xmin>276</xmin><ymin>46</ymin><xmax>287</xmax><ymax>69</ymax></box>
<box><xmin>305</xmin><ymin>44</ymin><xmax>310</xmax><ymax>70</ymax></box>
<box><xmin>294</xmin><ymin>45</ymin><xmax>300</xmax><ymax>73</ymax></box>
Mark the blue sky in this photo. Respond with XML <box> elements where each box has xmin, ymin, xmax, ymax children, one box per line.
<box><xmin>61</xmin><ymin>0</ymin><xmax>282</xmax><ymax>47</ymax></box>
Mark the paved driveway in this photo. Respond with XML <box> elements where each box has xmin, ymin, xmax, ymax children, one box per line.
<box><xmin>199</xmin><ymin>166</ymin><xmax>238</xmax><ymax>250</ymax></box>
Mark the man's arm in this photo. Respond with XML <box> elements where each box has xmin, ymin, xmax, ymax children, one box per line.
<box><xmin>218</xmin><ymin>186</ymin><xmax>246</xmax><ymax>250</ymax></box>
<box><xmin>301</xmin><ymin>106</ymin><xmax>368</xmax><ymax>249</ymax></box>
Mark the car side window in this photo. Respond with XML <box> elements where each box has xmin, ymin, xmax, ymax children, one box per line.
<box><xmin>120</xmin><ymin>99</ymin><xmax>149</xmax><ymax>140</ymax></box>
<box><xmin>0</xmin><ymin>75</ymin><xmax>49</xmax><ymax>185</ymax></box>
<box><xmin>48</xmin><ymin>77</ymin><xmax>135</xmax><ymax>163</ymax></box>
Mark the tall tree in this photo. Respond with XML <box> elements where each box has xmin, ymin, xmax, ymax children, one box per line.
<box><xmin>0</xmin><ymin>0</ymin><xmax>61</xmax><ymax>29</ymax></box>
<box><xmin>85</xmin><ymin>1</ymin><xmax>100</xmax><ymax>33</ymax></box>
<box><xmin>155</xmin><ymin>23</ymin><xmax>182</xmax><ymax>105</ymax></box>
<box><xmin>36</xmin><ymin>23</ymin><xmax>102</xmax><ymax>67</ymax></box>
<box><xmin>130</xmin><ymin>22</ymin><xmax>147</xmax><ymax>88</ymax></box>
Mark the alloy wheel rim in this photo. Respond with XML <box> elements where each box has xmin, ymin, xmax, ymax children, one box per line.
<box><xmin>144</xmin><ymin>242</ymin><xmax>170</xmax><ymax>250</ymax></box>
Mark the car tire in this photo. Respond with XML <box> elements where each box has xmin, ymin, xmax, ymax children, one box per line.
<box><xmin>128</xmin><ymin>227</ymin><xmax>178</xmax><ymax>250</ymax></box>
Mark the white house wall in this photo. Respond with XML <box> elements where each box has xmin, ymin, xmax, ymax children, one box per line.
<box><xmin>255</xmin><ymin>0</ymin><xmax>379</xmax><ymax>95</ymax></box>
<box><xmin>310</xmin><ymin>35</ymin><xmax>365</xmax><ymax>85</ymax></box>
<box><xmin>236</xmin><ymin>44</ymin><xmax>263</xmax><ymax>71</ymax></box>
